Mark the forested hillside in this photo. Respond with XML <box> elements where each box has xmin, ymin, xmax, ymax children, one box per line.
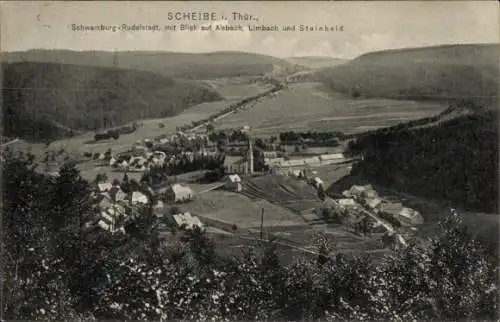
<box><xmin>317</xmin><ymin>44</ymin><xmax>499</xmax><ymax>107</ymax></box>
<box><xmin>1</xmin><ymin>50</ymin><xmax>294</xmax><ymax>79</ymax></box>
<box><xmin>2</xmin><ymin>62</ymin><xmax>223</xmax><ymax>141</ymax></box>
<box><xmin>347</xmin><ymin>108</ymin><xmax>498</xmax><ymax>213</ymax></box>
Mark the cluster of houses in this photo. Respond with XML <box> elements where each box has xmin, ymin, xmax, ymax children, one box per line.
<box><xmin>339</xmin><ymin>184</ymin><xmax>424</xmax><ymax>227</ymax></box>
<box><xmin>93</xmin><ymin>182</ymin><xmax>152</xmax><ymax>233</ymax></box>
<box><xmin>93</xmin><ymin>180</ymin><xmax>200</xmax><ymax>234</ymax></box>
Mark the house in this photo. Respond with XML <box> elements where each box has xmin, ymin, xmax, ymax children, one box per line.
<box><xmin>362</xmin><ymin>189</ymin><xmax>379</xmax><ymax>200</ymax></box>
<box><xmin>262</xmin><ymin>151</ymin><xmax>278</xmax><ymax>158</ymax></box>
<box><xmin>131</xmin><ymin>191</ymin><xmax>149</xmax><ymax>205</ymax></box>
<box><xmin>336</xmin><ymin>198</ymin><xmax>357</xmax><ymax>208</ymax></box>
<box><xmin>397</xmin><ymin>207</ymin><xmax>424</xmax><ymax>226</ymax></box>
<box><xmin>97</xmin><ymin>182</ymin><xmax>113</xmax><ymax>193</ymax></box>
<box><xmin>365</xmin><ymin>197</ymin><xmax>382</xmax><ymax>211</ymax></box>
<box><xmin>289</xmin><ymin>169</ymin><xmax>303</xmax><ymax>178</ymax></box>
<box><xmin>264</xmin><ymin>157</ymin><xmax>284</xmax><ymax>166</ymax></box>
<box><xmin>311</xmin><ymin>176</ymin><xmax>324</xmax><ymax>189</ymax></box>
<box><xmin>172</xmin><ymin>212</ymin><xmax>204</xmax><ymax>231</ymax></box>
<box><xmin>118</xmin><ymin>160</ymin><xmax>129</xmax><ymax>170</ymax></box>
<box><xmin>109</xmin><ymin>186</ymin><xmax>128</xmax><ymax>202</ymax></box>
<box><xmin>162</xmin><ymin>184</ymin><xmax>195</xmax><ymax>203</ymax></box>
<box><xmin>319</xmin><ymin>153</ymin><xmax>344</xmax><ymax>162</ymax></box>
<box><xmin>98</xmin><ymin>203</ymin><xmax>126</xmax><ymax>233</ymax></box>
<box><xmin>225</xmin><ymin>174</ymin><xmax>242</xmax><ymax>192</ymax></box>
<box><xmin>98</xmin><ymin>195</ymin><xmax>113</xmax><ymax>211</ymax></box>
<box><xmin>224</xmin><ymin>156</ymin><xmax>249</xmax><ymax>175</ymax></box>
<box><xmin>241</xmin><ymin>125</ymin><xmax>251</xmax><ymax>132</ymax></box>
<box><xmin>281</xmin><ymin>159</ymin><xmax>306</xmax><ymax>168</ymax></box>
<box><xmin>343</xmin><ymin>185</ymin><xmax>367</xmax><ymax>199</ymax></box>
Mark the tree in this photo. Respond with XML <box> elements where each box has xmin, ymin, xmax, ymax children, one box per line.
<box><xmin>317</xmin><ymin>184</ymin><xmax>326</xmax><ymax>201</ymax></box>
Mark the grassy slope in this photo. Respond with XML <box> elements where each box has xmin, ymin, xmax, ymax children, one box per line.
<box><xmin>316</xmin><ymin>44</ymin><xmax>499</xmax><ymax>107</ymax></box>
<box><xmin>1</xmin><ymin>50</ymin><xmax>294</xmax><ymax>79</ymax></box>
<box><xmin>2</xmin><ymin>62</ymin><xmax>223</xmax><ymax>141</ymax></box>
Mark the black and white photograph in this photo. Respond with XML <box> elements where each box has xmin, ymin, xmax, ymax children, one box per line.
<box><xmin>1</xmin><ymin>1</ymin><xmax>499</xmax><ymax>320</ymax></box>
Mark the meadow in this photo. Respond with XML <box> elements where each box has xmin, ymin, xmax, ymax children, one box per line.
<box><xmin>212</xmin><ymin>82</ymin><xmax>447</xmax><ymax>136</ymax></box>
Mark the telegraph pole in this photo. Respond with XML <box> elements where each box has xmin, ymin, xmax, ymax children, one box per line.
<box><xmin>260</xmin><ymin>207</ymin><xmax>264</xmax><ymax>242</ymax></box>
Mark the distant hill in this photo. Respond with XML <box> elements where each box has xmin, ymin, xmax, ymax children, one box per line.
<box><xmin>1</xmin><ymin>50</ymin><xmax>295</xmax><ymax>80</ymax></box>
<box><xmin>286</xmin><ymin>56</ymin><xmax>349</xmax><ymax>69</ymax></box>
<box><xmin>316</xmin><ymin>44</ymin><xmax>499</xmax><ymax>108</ymax></box>
<box><xmin>2</xmin><ymin>62</ymin><xmax>223</xmax><ymax>141</ymax></box>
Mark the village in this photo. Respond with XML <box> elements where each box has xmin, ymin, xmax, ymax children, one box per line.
<box><xmin>82</xmin><ymin>114</ymin><xmax>425</xmax><ymax>253</ymax></box>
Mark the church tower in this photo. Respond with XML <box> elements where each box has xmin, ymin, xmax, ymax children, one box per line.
<box><xmin>248</xmin><ymin>138</ymin><xmax>254</xmax><ymax>175</ymax></box>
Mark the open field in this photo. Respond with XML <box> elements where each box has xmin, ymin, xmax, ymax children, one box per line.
<box><xmin>44</xmin><ymin>80</ymin><xmax>272</xmax><ymax>156</ymax></box>
<box><xmin>313</xmin><ymin>162</ymin><xmax>353</xmax><ymax>188</ymax></box>
<box><xmin>201</xmin><ymin>78</ymin><xmax>274</xmax><ymax>99</ymax></box>
<box><xmin>212</xmin><ymin>82</ymin><xmax>447</xmax><ymax>136</ymax></box>
<box><xmin>209</xmin><ymin>225</ymin><xmax>391</xmax><ymax>265</ymax></box>
<box><xmin>242</xmin><ymin>175</ymin><xmax>320</xmax><ymax>213</ymax></box>
<box><xmin>180</xmin><ymin>190</ymin><xmax>307</xmax><ymax>230</ymax></box>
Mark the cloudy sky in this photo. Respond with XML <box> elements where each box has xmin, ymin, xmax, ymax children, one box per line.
<box><xmin>1</xmin><ymin>1</ymin><xmax>498</xmax><ymax>59</ymax></box>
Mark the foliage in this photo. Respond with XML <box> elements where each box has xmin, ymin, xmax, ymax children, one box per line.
<box><xmin>2</xmin><ymin>62</ymin><xmax>223</xmax><ymax>141</ymax></box>
<box><xmin>2</xmin><ymin>153</ymin><xmax>498</xmax><ymax>321</ymax></box>
<box><xmin>347</xmin><ymin>109</ymin><xmax>498</xmax><ymax>213</ymax></box>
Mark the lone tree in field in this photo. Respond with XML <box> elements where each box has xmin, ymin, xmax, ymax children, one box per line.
<box><xmin>351</xmin><ymin>88</ymin><xmax>362</xmax><ymax>100</ymax></box>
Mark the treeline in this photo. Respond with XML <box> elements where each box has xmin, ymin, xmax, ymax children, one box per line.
<box><xmin>1</xmin><ymin>152</ymin><xmax>498</xmax><ymax>321</ymax></box>
<box><xmin>179</xmin><ymin>83</ymin><xmax>283</xmax><ymax>132</ymax></box>
<box><xmin>279</xmin><ymin>131</ymin><xmax>345</xmax><ymax>145</ymax></box>
<box><xmin>2</xmin><ymin>62</ymin><xmax>223</xmax><ymax>141</ymax></box>
<box><xmin>1</xmin><ymin>50</ymin><xmax>292</xmax><ymax>79</ymax></box>
<box><xmin>140</xmin><ymin>154</ymin><xmax>225</xmax><ymax>186</ymax></box>
<box><xmin>347</xmin><ymin>110</ymin><xmax>498</xmax><ymax>213</ymax></box>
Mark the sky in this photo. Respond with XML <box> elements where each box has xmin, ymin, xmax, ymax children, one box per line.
<box><xmin>1</xmin><ymin>1</ymin><xmax>498</xmax><ymax>59</ymax></box>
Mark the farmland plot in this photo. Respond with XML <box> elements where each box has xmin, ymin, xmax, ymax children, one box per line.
<box><xmin>213</xmin><ymin>82</ymin><xmax>446</xmax><ymax>136</ymax></box>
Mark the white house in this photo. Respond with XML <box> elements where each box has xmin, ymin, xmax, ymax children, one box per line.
<box><xmin>319</xmin><ymin>153</ymin><xmax>344</xmax><ymax>162</ymax></box>
<box><xmin>311</xmin><ymin>176</ymin><xmax>324</xmax><ymax>189</ymax></box>
<box><xmin>172</xmin><ymin>212</ymin><xmax>204</xmax><ymax>231</ymax></box>
<box><xmin>131</xmin><ymin>191</ymin><xmax>149</xmax><ymax>205</ymax></box>
<box><xmin>336</xmin><ymin>198</ymin><xmax>357</xmax><ymax>208</ymax></box>
<box><xmin>397</xmin><ymin>207</ymin><xmax>424</xmax><ymax>225</ymax></box>
<box><xmin>97</xmin><ymin>182</ymin><xmax>113</xmax><ymax>193</ymax></box>
<box><xmin>262</xmin><ymin>151</ymin><xmax>278</xmax><ymax>158</ymax></box>
<box><xmin>98</xmin><ymin>203</ymin><xmax>126</xmax><ymax>233</ymax></box>
<box><xmin>225</xmin><ymin>174</ymin><xmax>242</xmax><ymax>192</ymax></box>
<box><xmin>289</xmin><ymin>169</ymin><xmax>303</xmax><ymax>178</ymax></box>
<box><xmin>365</xmin><ymin>197</ymin><xmax>382</xmax><ymax>211</ymax></box>
<box><xmin>109</xmin><ymin>187</ymin><xmax>127</xmax><ymax>202</ymax></box>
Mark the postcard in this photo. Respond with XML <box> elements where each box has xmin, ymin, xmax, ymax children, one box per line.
<box><xmin>1</xmin><ymin>1</ymin><xmax>498</xmax><ymax>321</ymax></box>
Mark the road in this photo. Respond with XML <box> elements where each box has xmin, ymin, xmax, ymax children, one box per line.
<box><xmin>0</xmin><ymin>138</ymin><xmax>20</xmax><ymax>147</ymax></box>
